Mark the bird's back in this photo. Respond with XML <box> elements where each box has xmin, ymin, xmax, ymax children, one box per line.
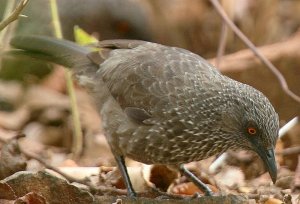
<box><xmin>89</xmin><ymin>40</ymin><xmax>232</xmax><ymax>164</ymax></box>
<box><xmin>94</xmin><ymin>40</ymin><xmax>223</xmax><ymax>117</ymax></box>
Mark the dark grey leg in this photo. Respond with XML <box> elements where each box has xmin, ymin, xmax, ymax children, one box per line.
<box><xmin>114</xmin><ymin>155</ymin><xmax>137</xmax><ymax>197</ymax></box>
<box><xmin>179</xmin><ymin>164</ymin><xmax>213</xmax><ymax>196</ymax></box>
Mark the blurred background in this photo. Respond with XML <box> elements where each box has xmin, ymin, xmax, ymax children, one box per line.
<box><xmin>0</xmin><ymin>0</ymin><xmax>300</xmax><ymax>200</ymax></box>
<box><xmin>1</xmin><ymin>0</ymin><xmax>300</xmax><ymax>54</ymax></box>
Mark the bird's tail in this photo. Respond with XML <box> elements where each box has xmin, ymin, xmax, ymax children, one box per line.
<box><xmin>8</xmin><ymin>35</ymin><xmax>98</xmax><ymax>77</ymax></box>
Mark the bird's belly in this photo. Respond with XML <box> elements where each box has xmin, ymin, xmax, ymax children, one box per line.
<box><xmin>99</xmin><ymin>96</ymin><xmax>226</xmax><ymax>165</ymax></box>
<box><xmin>123</xmin><ymin>128</ymin><xmax>224</xmax><ymax>165</ymax></box>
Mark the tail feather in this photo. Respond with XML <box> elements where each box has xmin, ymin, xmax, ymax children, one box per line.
<box><xmin>8</xmin><ymin>36</ymin><xmax>151</xmax><ymax>80</ymax></box>
<box><xmin>9</xmin><ymin>35</ymin><xmax>95</xmax><ymax>70</ymax></box>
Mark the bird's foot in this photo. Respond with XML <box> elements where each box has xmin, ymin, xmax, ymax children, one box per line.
<box><xmin>127</xmin><ymin>189</ymin><xmax>137</xmax><ymax>198</ymax></box>
<box><xmin>203</xmin><ymin>188</ymin><xmax>214</xmax><ymax>196</ymax></box>
<box><xmin>179</xmin><ymin>164</ymin><xmax>214</xmax><ymax>196</ymax></box>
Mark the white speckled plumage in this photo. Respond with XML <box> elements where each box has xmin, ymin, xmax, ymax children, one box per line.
<box><xmin>10</xmin><ymin>36</ymin><xmax>279</xmax><ymax>190</ymax></box>
<box><xmin>76</xmin><ymin>39</ymin><xmax>280</xmax><ymax>165</ymax></box>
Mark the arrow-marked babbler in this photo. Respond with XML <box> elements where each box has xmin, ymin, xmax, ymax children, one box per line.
<box><xmin>7</xmin><ymin>35</ymin><xmax>279</xmax><ymax>196</ymax></box>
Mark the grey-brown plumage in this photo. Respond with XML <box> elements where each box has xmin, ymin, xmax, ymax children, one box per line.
<box><xmin>9</xmin><ymin>36</ymin><xmax>279</xmax><ymax>196</ymax></box>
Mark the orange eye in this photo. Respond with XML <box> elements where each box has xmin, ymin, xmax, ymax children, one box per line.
<box><xmin>247</xmin><ymin>127</ymin><xmax>257</xmax><ymax>135</ymax></box>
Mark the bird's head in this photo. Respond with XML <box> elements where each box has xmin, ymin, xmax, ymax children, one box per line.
<box><xmin>220</xmin><ymin>81</ymin><xmax>279</xmax><ymax>183</ymax></box>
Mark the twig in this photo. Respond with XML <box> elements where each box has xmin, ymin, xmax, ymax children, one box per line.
<box><xmin>277</xmin><ymin>146</ymin><xmax>300</xmax><ymax>156</ymax></box>
<box><xmin>209</xmin><ymin>0</ymin><xmax>300</xmax><ymax>103</ymax></box>
<box><xmin>22</xmin><ymin>149</ymin><xmax>88</xmax><ymax>183</ymax></box>
<box><xmin>279</xmin><ymin>117</ymin><xmax>298</xmax><ymax>138</ymax></box>
<box><xmin>0</xmin><ymin>0</ymin><xmax>16</xmax><ymax>45</ymax></box>
<box><xmin>96</xmin><ymin>186</ymin><xmax>128</xmax><ymax>196</ymax></box>
<box><xmin>0</xmin><ymin>0</ymin><xmax>29</xmax><ymax>31</ymax></box>
<box><xmin>0</xmin><ymin>133</ymin><xmax>25</xmax><ymax>143</ymax></box>
<box><xmin>208</xmin><ymin>152</ymin><xmax>228</xmax><ymax>174</ymax></box>
<box><xmin>215</xmin><ymin>21</ymin><xmax>228</xmax><ymax>67</ymax></box>
<box><xmin>49</xmin><ymin>0</ymin><xmax>83</xmax><ymax>158</ymax></box>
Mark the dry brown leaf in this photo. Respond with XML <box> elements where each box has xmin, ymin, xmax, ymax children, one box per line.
<box><xmin>41</xmin><ymin>66</ymin><xmax>66</xmax><ymax>93</ymax></box>
<box><xmin>275</xmin><ymin>139</ymin><xmax>284</xmax><ymax>165</ymax></box>
<box><xmin>101</xmin><ymin>165</ymin><xmax>180</xmax><ymax>193</ymax></box>
<box><xmin>170</xmin><ymin>182</ymin><xmax>218</xmax><ymax>196</ymax></box>
<box><xmin>0</xmin><ymin>183</ymin><xmax>16</xmax><ymax>200</ymax></box>
<box><xmin>282</xmin><ymin>193</ymin><xmax>293</xmax><ymax>204</ymax></box>
<box><xmin>0</xmin><ymin>80</ymin><xmax>23</xmax><ymax>110</ymax></box>
<box><xmin>143</xmin><ymin>164</ymin><xmax>179</xmax><ymax>192</ymax></box>
<box><xmin>81</xmin><ymin>133</ymin><xmax>113</xmax><ymax>166</ymax></box>
<box><xmin>46</xmin><ymin>167</ymin><xmax>98</xmax><ymax>180</ymax></box>
<box><xmin>293</xmin><ymin>155</ymin><xmax>300</xmax><ymax>190</ymax></box>
<box><xmin>75</xmin><ymin>90</ymin><xmax>102</xmax><ymax>133</ymax></box>
<box><xmin>227</xmin><ymin>151</ymin><xmax>267</xmax><ymax>181</ymax></box>
<box><xmin>275</xmin><ymin>175</ymin><xmax>294</xmax><ymax>189</ymax></box>
<box><xmin>14</xmin><ymin>192</ymin><xmax>46</xmax><ymax>204</ymax></box>
<box><xmin>0</xmin><ymin>140</ymin><xmax>26</xmax><ymax>180</ymax></box>
<box><xmin>255</xmin><ymin>185</ymin><xmax>282</xmax><ymax>198</ymax></box>
<box><xmin>215</xmin><ymin>166</ymin><xmax>245</xmax><ymax>188</ymax></box>
<box><xmin>0</xmin><ymin>200</ymin><xmax>14</xmax><ymax>204</ymax></box>
<box><xmin>281</xmin><ymin>123</ymin><xmax>300</xmax><ymax>170</ymax></box>
<box><xmin>264</xmin><ymin>198</ymin><xmax>284</xmax><ymax>204</ymax></box>
<box><xmin>122</xmin><ymin>167</ymin><xmax>151</xmax><ymax>192</ymax></box>
<box><xmin>23</xmin><ymin>122</ymin><xmax>69</xmax><ymax>147</ymax></box>
<box><xmin>0</xmin><ymin>171</ymin><xmax>94</xmax><ymax>203</ymax></box>
<box><xmin>0</xmin><ymin>107</ymin><xmax>29</xmax><ymax>130</ymax></box>
<box><xmin>18</xmin><ymin>137</ymin><xmax>45</xmax><ymax>156</ymax></box>
<box><xmin>238</xmin><ymin>186</ymin><xmax>254</xmax><ymax>194</ymax></box>
<box><xmin>25</xmin><ymin>86</ymin><xmax>70</xmax><ymax>111</ymax></box>
<box><xmin>61</xmin><ymin>159</ymin><xmax>78</xmax><ymax>167</ymax></box>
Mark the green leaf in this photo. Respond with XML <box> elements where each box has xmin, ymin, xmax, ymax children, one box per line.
<box><xmin>73</xmin><ymin>25</ymin><xmax>98</xmax><ymax>45</ymax></box>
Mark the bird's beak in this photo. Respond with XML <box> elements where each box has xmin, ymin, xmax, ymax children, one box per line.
<box><xmin>256</xmin><ymin>147</ymin><xmax>277</xmax><ymax>184</ymax></box>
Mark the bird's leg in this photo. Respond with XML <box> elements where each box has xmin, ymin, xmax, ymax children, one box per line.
<box><xmin>114</xmin><ymin>155</ymin><xmax>137</xmax><ymax>197</ymax></box>
<box><xmin>179</xmin><ymin>164</ymin><xmax>213</xmax><ymax>196</ymax></box>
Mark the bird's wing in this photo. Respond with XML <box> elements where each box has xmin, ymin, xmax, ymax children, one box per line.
<box><xmin>90</xmin><ymin>40</ymin><xmax>221</xmax><ymax>124</ymax></box>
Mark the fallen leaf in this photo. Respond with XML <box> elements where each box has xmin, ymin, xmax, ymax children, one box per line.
<box><xmin>170</xmin><ymin>182</ymin><xmax>218</xmax><ymax>195</ymax></box>
<box><xmin>264</xmin><ymin>198</ymin><xmax>284</xmax><ymax>204</ymax></box>
<box><xmin>0</xmin><ymin>140</ymin><xmax>27</xmax><ymax>180</ymax></box>
<box><xmin>15</xmin><ymin>192</ymin><xmax>46</xmax><ymax>204</ymax></box>
<box><xmin>0</xmin><ymin>171</ymin><xmax>94</xmax><ymax>203</ymax></box>
<box><xmin>0</xmin><ymin>183</ymin><xmax>16</xmax><ymax>200</ymax></box>
<box><xmin>142</xmin><ymin>164</ymin><xmax>179</xmax><ymax>191</ymax></box>
<box><xmin>215</xmin><ymin>166</ymin><xmax>245</xmax><ymax>188</ymax></box>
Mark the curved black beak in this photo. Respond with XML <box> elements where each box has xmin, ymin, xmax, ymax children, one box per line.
<box><xmin>256</xmin><ymin>147</ymin><xmax>277</xmax><ymax>183</ymax></box>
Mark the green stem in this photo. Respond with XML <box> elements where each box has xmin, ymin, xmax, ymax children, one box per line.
<box><xmin>49</xmin><ymin>0</ymin><xmax>62</xmax><ymax>38</ymax></box>
<box><xmin>49</xmin><ymin>0</ymin><xmax>83</xmax><ymax>158</ymax></box>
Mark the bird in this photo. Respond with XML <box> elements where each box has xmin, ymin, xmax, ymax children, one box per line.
<box><xmin>8</xmin><ymin>35</ymin><xmax>279</xmax><ymax>197</ymax></box>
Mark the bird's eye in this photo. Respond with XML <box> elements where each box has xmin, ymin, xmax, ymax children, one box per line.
<box><xmin>247</xmin><ymin>127</ymin><xmax>257</xmax><ymax>135</ymax></box>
